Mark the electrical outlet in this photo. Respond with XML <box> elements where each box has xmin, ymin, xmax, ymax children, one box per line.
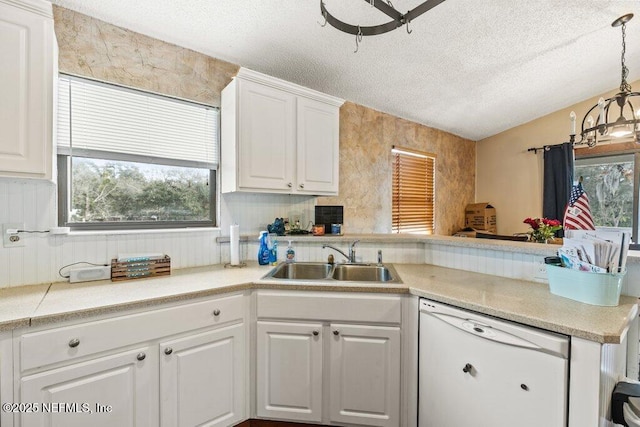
<box><xmin>534</xmin><ymin>259</ymin><xmax>547</xmax><ymax>281</ymax></box>
<box><xmin>3</xmin><ymin>223</ymin><xmax>25</xmax><ymax>248</ymax></box>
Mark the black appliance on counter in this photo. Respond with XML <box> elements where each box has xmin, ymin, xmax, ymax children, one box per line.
<box><xmin>315</xmin><ymin>205</ymin><xmax>343</xmax><ymax>235</ymax></box>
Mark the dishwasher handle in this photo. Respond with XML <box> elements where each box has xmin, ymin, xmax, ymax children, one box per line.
<box><xmin>425</xmin><ymin>311</ymin><xmax>544</xmax><ymax>352</ymax></box>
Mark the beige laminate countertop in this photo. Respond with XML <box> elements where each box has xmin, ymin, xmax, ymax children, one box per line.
<box><xmin>0</xmin><ymin>263</ymin><xmax>636</xmax><ymax>344</ymax></box>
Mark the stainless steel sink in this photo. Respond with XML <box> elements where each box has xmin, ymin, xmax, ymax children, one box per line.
<box><xmin>332</xmin><ymin>264</ymin><xmax>395</xmax><ymax>282</ymax></box>
<box><xmin>268</xmin><ymin>262</ymin><xmax>333</xmax><ymax>280</ymax></box>
<box><xmin>262</xmin><ymin>262</ymin><xmax>400</xmax><ymax>283</ymax></box>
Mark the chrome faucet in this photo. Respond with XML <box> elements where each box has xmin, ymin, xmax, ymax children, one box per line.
<box><xmin>349</xmin><ymin>240</ymin><xmax>360</xmax><ymax>263</ymax></box>
<box><xmin>322</xmin><ymin>240</ymin><xmax>360</xmax><ymax>263</ymax></box>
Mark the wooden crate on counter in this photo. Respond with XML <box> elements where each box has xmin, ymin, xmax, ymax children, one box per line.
<box><xmin>111</xmin><ymin>255</ymin><xmax>171</xmax><ymax>281</ymax></box>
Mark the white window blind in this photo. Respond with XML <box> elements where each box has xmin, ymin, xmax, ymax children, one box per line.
<box><xmin>57</xmin><ymin>76</ymin><xmax>218</xmax><ymax>167</ymax></box>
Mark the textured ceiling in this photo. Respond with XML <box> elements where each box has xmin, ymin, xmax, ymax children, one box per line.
<box><xmin>51</xmin><ymin>0</ymin><xmax>640</xmax><ymax>141</ymax></box>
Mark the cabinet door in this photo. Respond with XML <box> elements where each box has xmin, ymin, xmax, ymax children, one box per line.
<box><xmin>159</xmin><ymin>323</ymin><xmax>245</xmax><ymax>427</ymax></box>
<box><xmin>19</xmin><ymin>346</ymin><xmax>156</xmax><ymax>427</ymax></box>
<box><xmin>0</xmin><ymin>1</ymin><xmax>54</xmax><ymax>179</ymax></box>
<box><xmin>256</xmin><ymin>321</ymin><xmax>323</xmax><ymax>422</ymax></box>
<box><xmin>296</xmin><ymin>97</ymin><xmax>340</xmax><ymax>195</ymax></box>
<box><xmin>329</xmin><ymin>324</ymin><xmax>400</xmax><ymax>427</ymax></box>
<box><xmin>237</xmin><ymin>79</ymin><xmax>296</xmax><ymax>192</ymax></box>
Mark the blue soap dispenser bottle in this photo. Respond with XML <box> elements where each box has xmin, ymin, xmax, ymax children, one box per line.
<box><xmin>258</xmin><ymin>231</ymin><xmax>270</xmax><ymax>265</ymax></box>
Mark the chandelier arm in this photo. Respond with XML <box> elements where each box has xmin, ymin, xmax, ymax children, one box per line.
<box><xmin>404</xmin><ymin>0</ymin><xmax>447</xmax><ymax>22</ymax></box>
<box><xmin>580</xmin><ymin>105</ymin><xmax>598</xmax><ymax>129</ymax></box>
<box><xmin>573</xmin><ymin>95</ymin><xmax>640</xmax><ymax>141</ymax></box>
<box><xmin>321</xmin><ymin>2</ymin><xmax>402</xmax><ymax>36</ymax></box>
<box><xmin>627</xmin><ymin>96</ymin><xmax>639</xmax><ymax>127</ymax></box>
<box><xmin>578</xmin><ymin>103</ymin><xmax>601</xmax><ymax>143</ymax></box>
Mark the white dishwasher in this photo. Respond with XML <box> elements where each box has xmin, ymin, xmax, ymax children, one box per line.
<box><xmin>419</xmin><ymin>298</ymin><xmax>569</xmax><ymax>427</ymax></box>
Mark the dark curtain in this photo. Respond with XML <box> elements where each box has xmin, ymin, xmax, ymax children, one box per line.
<box><xmin>543</xmin><ymin>142</ymin><xmax>574</xmax><ymax>236</ymax></box>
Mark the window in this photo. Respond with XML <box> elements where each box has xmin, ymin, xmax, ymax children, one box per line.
<box><xmin>574</xmin><ymin>152</ymin><xmax>639</xmax><ymax>244</ymax></box>
<box><xmin>57</xmin><ymin>75</ymin><xmax>218</xmax><ymax>230</ymax></box>
<box><xmin>392</xmin><ymin>146</ymin><xmax>436</xmax><ymax>234</ymax></box>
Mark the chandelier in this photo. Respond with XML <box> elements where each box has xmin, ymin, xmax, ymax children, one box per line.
<box><xmin>320</xmin><ymin>0</ymin><xmax>446</xmax><ymax>51</ymax></box>
<box><xmin>571</xmin><ymin>13</ymin><xmax>640</xmax><ymax>147</ymax></box>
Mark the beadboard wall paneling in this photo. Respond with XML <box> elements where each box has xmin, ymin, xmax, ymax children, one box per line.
<box><xmin>4</xmin><ymin>178</ymin><xmax>640</xmax><ymax>292</ymax></box>
<box><xmin>235</xmin><ymin>241</ymin><xmax>425</xmax><ymax>266</ymax></box>
<box><xmin>0</xmin><ymin>179</ymin><xmax>326</xmax><ymax>287</ymax></box>
<box><xmin>0</xmin><ymin>184</ymin><xmax>222</xmax><ymax>287</ymax></box>
<box><xmin>220</xmin><ymin>192</ymin><xmax>317</xmax><ymax>236</ymax></box>
<box><xmin>425</xmin><ymin>243</ymin><xmax>543</xmax><ymax>282</ymax></box>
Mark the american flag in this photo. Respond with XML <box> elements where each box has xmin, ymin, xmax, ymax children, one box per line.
<box><xmin>563</xmin><ymin>182</ymin><xmax>595</xmax><ymax>230</ymax></box>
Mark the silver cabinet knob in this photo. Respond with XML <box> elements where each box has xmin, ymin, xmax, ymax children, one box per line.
<box><xmin>164</xmin><ymin>347</ymin><xmax>173</xmax><ymax>355</ymax></box>
<box><xmin>312</xmin><ymin>330</ymin><xmax>319</xmax><ymax>336</ymax></box>
<box><xmin>137</xmin><ymin>352</ymin><xmax>146</xmax><ymax>361</ymax></box>
<box><xmin>333</xmin><ymin>330</ymin><xmax>340</xmax><ymax>336</ymax></box>
<box><xmin>213</xmin><ymin>309</ymin><xmax>221</xmax><ymax>316</ymax></box>
<box><xmin>287</xmin><ymin>182</ymin><xmax>293</xmax><ymax>188</ymax></box>
<box><xmin>68</xmin><ymin>338</ymin><xmax>80</xmax><ymax>348</ymax></box>
<box><xmin>299</xmin><ymin>183</ymin><xmax>305</xmax><ymax>189</ymax></box>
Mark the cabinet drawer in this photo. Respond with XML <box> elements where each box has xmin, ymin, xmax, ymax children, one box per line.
<box><xmin>20</xmin><ymin>293</ymin><xmax>245</xmax><ymax>371</ymax></box>
<box><xmin>256</xmin><ymin>291</ymin><xmax>401</xmax><ymax>324</ymax></box>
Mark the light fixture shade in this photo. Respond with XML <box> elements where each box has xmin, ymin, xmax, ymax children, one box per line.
<box><xmin>610</xmin><ymin>117</ymin><xmax>633</xmax><ymax>138</ymax></box>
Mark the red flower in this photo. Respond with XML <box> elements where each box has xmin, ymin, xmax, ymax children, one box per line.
<box><xmin>543</xmin><ymin>218</ymin><xmax>561</xmax><ymax>227</ymax></box>
<box><xmin>523</xmin><ymin>218</ymin><xmax>539</xmax><ymax>229</ymax></box>
<box><xmin>523</xmin><ymin>217</ymin><xmax>563</xmax><ymax>243</ymax></box>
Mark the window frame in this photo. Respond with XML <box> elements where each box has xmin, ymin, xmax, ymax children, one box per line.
<box><xmin>574</xmin><ymin>147</ymin><xmax>640</xmax><ymax>249</ymax></box>
<box><xmin>57</xmin><ymin>154</ymin><xmax>217</xmax><ymax>231</ymax></box>
<box><xmin>391</xmin><ymin>145</ymin><xmax>436</xmax><ymax>234</ymax></box>
<box><xmin>56</xmin><ymin>74</ymin><xmax>219</xmax><ymax>231</ymax></box>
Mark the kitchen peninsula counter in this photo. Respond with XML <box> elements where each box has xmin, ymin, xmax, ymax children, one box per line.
<box><xmin>0</xmin><ymin>262</ymin><xmax>636</xmax><ymax>344</ymax></box>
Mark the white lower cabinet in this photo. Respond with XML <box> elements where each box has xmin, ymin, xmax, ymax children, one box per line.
<box><xmin>20</xmin><ymin>346</ymin><xmax>157</xmax><ymax>427</ymax></box>
<box><xmin>329</xmin><ymin>324</ymin><xmax>400</xmax><ymax>427</ymax></box>
<box><xmin>13</xmin><ymin>293</ymin><xmax>247</xmax><ymax>427</ymax></box>
<box><xmin>160</xmin><ymin>323</ymin><xmax>245</xmax><ymax>427</ymax></box>
<box><xmin>256</xmin><ymin>321</ymin><xmax>323</xmax><ymax>422</ymax></box>
<box><xmin>255</xmin><ymin>291</ymin><xmax>403</xmax><ymax>427</ymax></box>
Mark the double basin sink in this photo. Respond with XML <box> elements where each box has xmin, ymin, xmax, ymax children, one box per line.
<box><xmin>262</xmin><ymin>262</ymin><xmax>400</xmax><ymax>283</ymax></box>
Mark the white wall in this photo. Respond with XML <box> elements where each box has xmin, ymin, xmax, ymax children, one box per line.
<box><xmin>476</xmin><ymin>78</ymin><xmax>640</xmax><ymax>235</ymax></box>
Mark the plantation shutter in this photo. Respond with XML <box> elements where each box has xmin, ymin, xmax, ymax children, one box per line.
<box><xmin>57</xmin><ymin>75</ymin><xmax>218</xmax><ymax>168</ymax></box>
<box><xmin>392</xmin><ymin>146</ymin><xmax>435</xmax><ymax>234</ymax></box>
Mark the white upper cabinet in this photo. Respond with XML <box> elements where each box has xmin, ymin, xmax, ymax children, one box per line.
<box><xmin>221</xmin><ymin>68</ymin><xmax>343</xmax><ymax>195</ymax></box>
<box><xmin>235</xmin><ymin>79</ymin><xmax>297</xmax><ymax>192</ymax></box>
<box><xmin>0</xmin><ymin>0</ymin><xmax>57</xmax><ymax>180</ymax></box>
<box><xmin>296</xmin><ymin>96</ymin><xmax>340</xmax><ymax>194</ymax></box>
